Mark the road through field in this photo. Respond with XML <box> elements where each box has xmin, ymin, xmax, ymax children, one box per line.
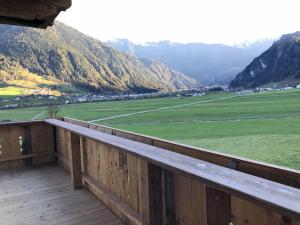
<box><xmin>88</xmin><ymin>95</ymin><xmax>238</xmax><ymax>123</ymax></box>
<box><xmin>32</xmin><ymin>110</ymin><xmax>46</xmax><ymax>120</ymax></box>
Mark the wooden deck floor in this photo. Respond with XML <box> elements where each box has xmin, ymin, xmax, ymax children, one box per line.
<box><xmin>0</xmin><ymin>164</ymin><xmax>124</xmax><ymax>225</ymax></box>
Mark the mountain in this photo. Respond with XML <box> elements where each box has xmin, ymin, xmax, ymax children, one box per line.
<box><xmin>234</xmin><ymin>39</ymin><xmax>275</xmax><ymax>52</ymax></box>
<box><xmin>229</xmin><ymin>32</ymin><xmax>300</xmax><ymax>89</ymax></box>
<box><xmin>107</xmin><ymin>39</ymin><xmax>273</xmax><ymax>86</ymax></box>
<box><xmin>0</xmin><ymin>22</ymin><xmax>198</xmax><ymax>95</ymax></box>
<box><xmin>140</xmin><ymin>58</ymin><xmax>198</xmax><ymax>89</ymax></box>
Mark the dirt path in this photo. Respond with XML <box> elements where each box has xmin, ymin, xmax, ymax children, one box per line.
<box><xmin>88</xmin><ymin>95</ymin><xmax>237</xmax><ymax>123</ymax></box>
<box><xmin>32</xmin><ymin>111</ymin><xmax>45</xmax><ymax>120</ymax></box>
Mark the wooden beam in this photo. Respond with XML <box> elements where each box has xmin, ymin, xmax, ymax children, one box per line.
<box><xmin>79</xmin><ymin>136</ymin><xmax>86</xmax><ymax>177</ymax></box>
<box><xmin>82</xmin><ymin>174</ymin><xmax>143</xmax><ymax>225</ymax></box>
<box><xmin>0</xmin><ymin>120</ymin><xmax>44</xmax><ymax>126</ymax></box>
<box><xmin>0</xmin><ymin>0</ymin><xmax>71</xmax><ymax>10</ymax></box>
<box><xmin>0</xmin><ymin>0</ymin><xmax>71</xmax><ymax>28</ymax></box>
<box><xmin>162</xmin><ymin>170</ymin><xmax>176</xmax><ymax>225</ymax></box>
<box><xmin>0</xmin><ymin>1</ymin><xmax>57</xmax><ymax>20</ymax></box>
<box><xmin>148</xmin><ymin>163</ymin><xmax>163</xmax><ymax>225</ymax></box>
<box><xmin>0</xmin><ymin>152</ymin><xmax>54</xmax><ymax>162</ymax></box>
<box><xmin>70</xmin><ymin>132</ymin><xmax>82</xmax><ymax>189</ymax></box>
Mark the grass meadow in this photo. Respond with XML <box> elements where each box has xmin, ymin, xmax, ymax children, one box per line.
<box><xmin>0</xmin><ymin>90</ymin><xmax>299</xmax><ymax>170</ymax></box>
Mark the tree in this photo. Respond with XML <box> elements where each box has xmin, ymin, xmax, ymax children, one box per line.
<box><xmin>47</xmin><ymin>105</ymin><xmax>60</xmax><ymax>118</ymax></box>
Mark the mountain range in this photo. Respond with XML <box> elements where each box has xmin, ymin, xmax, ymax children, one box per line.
<box><xmin>107</xmin><ymin>39</ymin><xmax>273</xmax><ymax>86</ymax></box>
<box><xmin>0</xmin><ymin>22</ymin><xmax>198</xmax><ymax>95</ymax></box>
<box><xmin>230</xmin><ymin>32</ymin><xmax>300</xmax><ymax>89</ymax></box>
<box><xmin>1</xmin><ymin>21</ymin><xmax>300</xmax><ymax>94</ymax></box>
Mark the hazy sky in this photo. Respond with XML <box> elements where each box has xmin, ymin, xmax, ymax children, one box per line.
<box><xmin>58</xmin><ymin>0</ymin><xmax>300</xmax><ymax>45</ymax></box>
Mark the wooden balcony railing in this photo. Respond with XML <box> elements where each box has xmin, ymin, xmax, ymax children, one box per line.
<box><xmin>1</xmin><ymin>118</ymin><xmax>300</xmax><ymax>225</ymax></box>
<box><xmin>64</xmin><ymin>117</ymin><xmax>300</xmax><ymax>189</ymax></box>
<box><xmin>0</xmin><ymin>120</ymin><xmax>55</xmax><ymax>169</ymax></box>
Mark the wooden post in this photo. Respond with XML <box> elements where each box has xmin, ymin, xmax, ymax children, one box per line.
<box><xmin>149</xmin><ymin>163</ymin><xmax>163</xmax><ymax>225</ymax></box>
<box><xmin>206</xmin><ymin>186</ymin><xmax>231</xmax><ymax>225</ymax></box>
<box><xmin>79</xmin><ymin>136</ymin><xmax>86</xmax><ymax>185</ymax></box>
<box><xmin>142</xmin><ymin>162</ymin><xmax>163</xmax><ymax>225</ymax></box>
<box><xmin>70</xmin><ymin>133</ymin><xmax>82</xmax><ymax>189</ymax></box>
<box><xmin>52</xmin><ymin>126</ymin><xmax>58</xmax><ymax>163</ymax></box>
<box><xmin>162</xmin><ymin>169</ymin><xmax>176</xmax><ymax>225</ymax></box>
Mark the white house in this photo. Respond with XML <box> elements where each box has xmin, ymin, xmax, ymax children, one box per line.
<box><xmin>297</xmin><ymin>84</ymin><xmax>300</xmax><ymax>89</ymax></box>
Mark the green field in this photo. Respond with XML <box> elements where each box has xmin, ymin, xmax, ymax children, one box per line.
<box><xmin>1</xmin><ymin>90</ymin><xmax>300</xmax><ymax>170</ymax></box>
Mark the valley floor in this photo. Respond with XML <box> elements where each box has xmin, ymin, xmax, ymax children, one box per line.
<box><xmin>0</xmin><ymin>90</ymin><xmax>299</xmax><ymax>170</ymax></box>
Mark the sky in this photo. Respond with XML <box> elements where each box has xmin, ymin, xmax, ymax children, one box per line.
<box><xmin>58</xmin><ymin>0</ymin><xmax>300</xmax><ymax>45</ymax></box>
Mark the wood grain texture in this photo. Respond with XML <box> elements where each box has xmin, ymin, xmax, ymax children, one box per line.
<box><xmin>63</xmin><ymin>117</ymin><xmax>300</xmax><ymax>189</ymax></box>
<box><xmin>231</xmin><ymin>196</ymin><xmax>300</xmax><ymax>225</ymax></box>
<box><xmin>30</xmin><ymin>123</ymin><xmax>54</xmax><ymax>164</ymax></box>
<box><xmin>0</xmin><ymin>164</ymin><xmax>124</xmax><ymax>225</ymax></box>
<box><xmin>0</xmin><ymin>122</ymin><xmax>54</xmax><ymax>169</ymax></box>
<box><xmin>162</xmin><ymin>170</ymin><xmax>176</xmax><ymax>225</ymax></box>
<box><xmin>83</xmin><ymin>174</ymin><xmax>143</xmax><ymax>225</ymax></box>
<box><xmin>46</xmin><ymin>119</ymin><xmax>300</xmax><ymax>219</ymax></box>
<box><xmin>0</xmin><ymin>0</ymin><xmax>71</xmax><ymax>28</ymax></box>
<box><xmin>2</xmin><ymin>119</ymin><xmax>300</xmax><ymax>225</ymax></box>
<box><xmin>55</xmin><ymin>127</ymin><xmax>71</xmax><ymax>170</ymax></box>
<box><xmin>139</xmin><ymin>159</ymin><xmax>151</xmax><ymax>225</ymax></box>
<box><xmin>70</xmin><ymin>133</ymin><xmax>82</xmax><ymax>189</ymax></box>
<box><xmin>206</xmin><ymin>186</ymin><xmax>231</xmax><ymax>225</ymax></box>
<box><xmin>81</xmin><ymin>137</ymin><xmax>142</xmax><ymax>218</ymax></box>
<box><xmin>174</xmin><ymin>174</ymin><xmax>207</xmax><ymax>225</ymax></box>
<box><xmin>148</xmin><ymin>163</ymin><xmax>163</xmax><ymax>225</ymax></box>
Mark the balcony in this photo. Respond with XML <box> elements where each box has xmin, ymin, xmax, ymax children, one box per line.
<box><xmin>0</xmin><ymin>118</ymin><xmax>299</xmax><ymax>225</ymax></box>
<box><xmin>0</xmin><ymin>164</ymin><xmax>123</xmax><ymax>225</ymax></box>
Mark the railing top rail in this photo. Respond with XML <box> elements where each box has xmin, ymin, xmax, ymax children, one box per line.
<box><xmin>46</xmin><ymin>118</ymin><xmax>300</xmax><ymax>218</ymax></box>
<box><xmin>0</xmin><ymin>120</ymin><xmax>44</xmax><ymax>126</ymax></box>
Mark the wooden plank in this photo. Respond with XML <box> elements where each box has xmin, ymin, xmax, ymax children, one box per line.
<box><xmin>148</xmin><ymin>163</ymin><xmax>163</xmax><ymax>225</ymax></box>
<box><xmin>8</xmin><ymin>125</ymin><xmax>27</xmax><ymax>168</ymax></box>
<box><xmin>55</xmin><ymin>127</ymin><xmax>71</xmax><ymax>169</ymax></box>
<box><xmin>0</xmin><ymin>123</ymin><xmax>55</xmax><ymax>169</ymax></box>
<box><xmin>136</xmin><ymin>158</ymin><xmax>144</xmax><ymax>216</ymax></box>
<box><xmin>162</xmin><ymin>169</ymin><xmax>176</xmax><ymax>225</ymax></box>
<box><xmin>63</xmin><ymin>117</ymin><xmax>300</xmax><ymax>189</ymax></box>
<box><xmin>231</xmin><ymin>196</ymin><xmax>300</xmax><ymax>225</ymax></box>
<box><xmin>0</xmin><ymin>3</ymin><xmax>57</xmax><ymax>21</ymax></box>
<box><xmin>174</xmin><ymin>174</ymin><xmax>207</xmax><ymax>225</ymax></box>
<box><xmin>206</xmin><ymin>186</ymin><xmax>231</xmax><ymax>225</ymax></box>
<box><xmin>82</xmin><ymin>174</ymin><xmax>143</xmax><ymax>225</ymax></box>
<box><xmin>0</xmin><ymin>0</ymin><xmax>72</xmax><ymax>10</ymax></box>
<box><xmin>0</xmin><ymin>152</ymin><xmax>54</xmax><ymax>162</ymax></box>
<box><xmin>0</xmin><ymin>164</ymin><xmax>125</xmax><ymax>225</ymax></box>
<box><xmin>0</xmin><ymin>120</ymin><xmax>43</xmax><ymax>127</ymax></box>
<box><xmin>127</xmin><ymin>153</ymin><xmax>140</xmax><ymax>212</ymax></box>
<box><xmin>114</xmin><ymin>130</ymin><xmax>153</xmax><ymax>145</ymax></box>
<box><xmin>80</xmin><ymin>136</ymin><xmax>86</xmax><ymax>177</ymax></box>
<box><xmin>22</xmin><ymin>125</ymin><xmax>33</xmax><ymax>166</ymax></box>
<box><xmin>139</xmin><ymin>160</ymin><xmax>164</xmax><ymax>225</ymax></box>
<box><xmin>0</xmin><ymin>0</ymin><xmax>72</xmax><ymax>28</ymax></box>
<box><xmin>70</xmin><ymin>132</ymin><xmax>82</xmax><ymax>189</ymax></box>
<box><xmin>31</xmin><ymin>123</ymin><xmax>55</xmax><ymax>164</ymax></box>
<box><xmin>80</xmin><ymin>137</ymin><xmax>141</xmax><ymax>215</ymax></box>
<box><xmin>55</xmin><ymin>152</ymin><xmax>70</xmax><ymax>172</ymax></box>
<box><xmin>139</xmin><ymin>159</ymin><xmax>150</xmax><ymax>225</ymax></box>
<box><xmin>46</xmin><ymin>119</ymin><xmax>300</xmax><ymax>219</ymax></box>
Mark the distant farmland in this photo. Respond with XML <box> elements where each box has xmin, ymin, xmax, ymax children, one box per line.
<box><xmin>0</xmin><ymin>90</ymin><xmax>300</xmax><ymax>170</ymax></box>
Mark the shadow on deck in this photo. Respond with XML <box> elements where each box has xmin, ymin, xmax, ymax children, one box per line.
<box><xmin>0</xmin><ymin>164</ymin><xmax>124</xmax><ymax>225</ymax></box>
